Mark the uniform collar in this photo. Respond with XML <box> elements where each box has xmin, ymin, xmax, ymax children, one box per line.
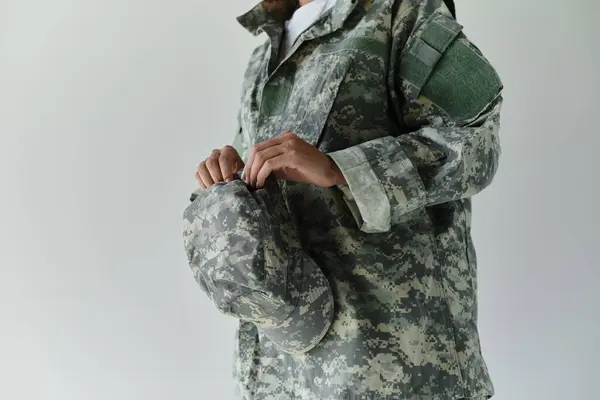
<box><xmin>237</xmin><ymin>0</ymin><xmax>359</xmax><ymax>36</ymax></box>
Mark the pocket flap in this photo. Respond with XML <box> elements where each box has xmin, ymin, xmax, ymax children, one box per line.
<box><xmin>399</xmin><ymin>13</ymin><xmax>463</xmax><ymax>99</ymax></box>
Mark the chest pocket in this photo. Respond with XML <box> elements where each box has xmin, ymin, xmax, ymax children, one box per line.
<box><xmin>258</xmin><ymin>50</ymin><xmax>353</xmax><ymax>149</ymax></box>
<box><xmin>290</xmin><ymin>52</ymin><xmax>353</xmax><ymax>147</ymax></box>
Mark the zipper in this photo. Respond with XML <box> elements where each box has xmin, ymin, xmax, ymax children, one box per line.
<box><xmin>255</xmin><ymin>6</ymin><xmax>338</xmax><ymax>136</ymax></box>
<box><xmin>258</xmin><ymin>6</ymin><xmax>337</xmax><ymax>104</ymax></box>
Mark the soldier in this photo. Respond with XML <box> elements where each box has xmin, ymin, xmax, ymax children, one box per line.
<box><xmin>191</xmin><ymin>0</ymin><xmax>503</xmax><ymax>399</ymax></box>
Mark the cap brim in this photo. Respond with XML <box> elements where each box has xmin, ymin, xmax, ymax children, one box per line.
<box><xmin>255</xmin><ymin>254</ymin><xmax>334</xmax><ymax>354</ymax></box>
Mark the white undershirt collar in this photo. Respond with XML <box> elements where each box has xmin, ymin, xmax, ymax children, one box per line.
<box><xmin>282</xmin><ymin>0</ymin><xmax>335</xmax><ymax>57</ymax></box>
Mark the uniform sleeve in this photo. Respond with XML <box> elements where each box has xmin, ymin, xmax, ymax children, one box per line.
<box><xmin>327</xmin><ymin>2</ymin><xmax>503</xmax><ymax>233</ymax></box>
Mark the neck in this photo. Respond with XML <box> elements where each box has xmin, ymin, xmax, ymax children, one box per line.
<box><xmin>298</xmin><ymin>0</ymin><xmax>314</xmax><ymax>5</ymax></box>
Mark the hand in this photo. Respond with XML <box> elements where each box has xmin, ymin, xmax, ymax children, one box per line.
<box><xmin>242</xmin><ymin>131</ymin><xmax>346</xmax><ymax>188</ymax></box>
<box><xmin>195</xmin><ymin>146</ymin><xmax>245</xmax><ymax>189</ymax></box>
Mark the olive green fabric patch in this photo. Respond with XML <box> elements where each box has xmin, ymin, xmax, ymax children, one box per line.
<box><xmin>422</xmin><ymin>37</ymin><xmax>502</xmax><ymax>122</ymax></box>
<box><xmin>260</xmin><ymin>81</ymin><xmax>292</xmax><ymax>116</ymax></box>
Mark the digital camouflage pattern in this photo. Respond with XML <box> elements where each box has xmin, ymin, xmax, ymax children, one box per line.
<box><xmin>183</xmin><ymin>173</ymin><xmax>335</xmax><ymax>354</ymax></box>
<box><xmin>226</xmin><ymin>0</ymin><xmax>502</xmax><ymax>398</ymax></box>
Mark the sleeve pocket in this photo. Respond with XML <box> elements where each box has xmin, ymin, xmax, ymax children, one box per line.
<box><xmin>398</xmin><ymin>12</ymin><xmax>503</xmax><ymax>124</ymax></box>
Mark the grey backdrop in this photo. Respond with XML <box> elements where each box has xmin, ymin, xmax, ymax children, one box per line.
<box><xmin>1</xmin><ymin>0</ymin><xmax>599</xmax><ymax>399</ymax></box>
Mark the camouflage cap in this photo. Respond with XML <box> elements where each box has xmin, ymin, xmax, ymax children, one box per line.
<box><xmin>183</xmin><ymin>173</ymin><xmax>334</xmax><ymax>354</ymax></box>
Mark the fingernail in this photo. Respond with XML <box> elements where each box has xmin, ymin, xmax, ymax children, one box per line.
<box><xmin>225</xmin><ymin>178</ymin><xmax>232</xmax><ymax>183</ymax></box>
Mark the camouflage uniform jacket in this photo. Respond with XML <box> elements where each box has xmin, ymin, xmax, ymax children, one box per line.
<box><xmin>229</xmin><ymin>0</ymin><xmax>503</xmax><ymax>398</ymax></box>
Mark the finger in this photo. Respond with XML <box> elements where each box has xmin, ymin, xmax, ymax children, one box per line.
<box><xmin>230</xmin><ymin>158</ymin><xmax>245</xmax><ymax>182</ymax></box>
<box><xmin>195</xmin><ymin>171</ymin><xmax>207</xmax><ymax>190</ymax></box>
<box><xmin>234</xmin><ymin>158</ymin><xmax>245</xmax><ymax>175</ymax></box>
<box><xmin>243</xmin><ymin>136</ymin><xmax>286</xmax><ymax>181</ymax></box>
<box><xmin>245</xmin><ymin>132</ymin><xmax>299</xmax><ymax>184</ymax></box>
<box><xmin>256</xmin><ymin>155</ymin><xmax>286</xmax><ymax>189</ymax></box>
<box><xmin>249</xmin><ymin>145</ymin><xmax>285</xmax><ymax>188</ymax></box>
<box><xmin>197</xmin><ymin>162</ymin><xmax>215</xmax><ymax>188</ymax></box>
<box><xmin>206</xmin><ymin>150</ymin><xmax>224</xmax><ymax>183</ymax></box>
<box><xmin>219</xmin><ymin>146</ymin><xmax>238</xmax><ymax>182</ymax></box>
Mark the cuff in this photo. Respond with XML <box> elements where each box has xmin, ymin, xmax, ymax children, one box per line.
<box><xmin>327</xmin><ymin>136</ymin><xmax>426</xmax><ymax>232</ymax></box>
<box><xmin>327</xmin><ymin>142</ymin><xmax>391</xmax><ymax>233</ymax></box>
